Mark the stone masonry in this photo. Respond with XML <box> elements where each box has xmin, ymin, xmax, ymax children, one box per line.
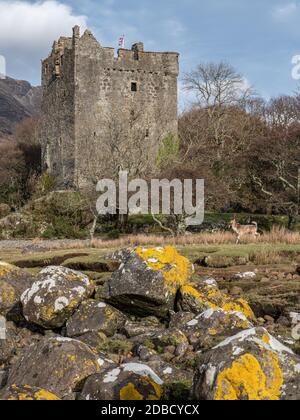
<box><xmin>41</xmin><ymin>26</ymin><xmax>179</xmax><ymax>188</ymax></box>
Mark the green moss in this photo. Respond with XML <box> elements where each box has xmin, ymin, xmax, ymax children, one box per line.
<box><xmin>163</xmin><ymin>380</ymin><xmax>192</xmax><ymax>401</ymax></box>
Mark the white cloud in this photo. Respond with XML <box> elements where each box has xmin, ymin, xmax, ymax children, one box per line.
<box><xmin>0</xmin><ymin>0</ymin><xmax>87</xmax><ymax>82</ymax></box>
<box><xmin>0</xmin><ymin>0</ymin><xmax>87</xmax><ymax>49</ymax></box>
<box><xmin>272</xmin><ymin>2</ymin><xmax>299</xmax><ymax>21</ymax></box>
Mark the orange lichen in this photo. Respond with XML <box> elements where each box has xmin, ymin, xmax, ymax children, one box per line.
<box><xmin>135</xmin><ymin>247</ymin><xmax>193</xmax><ymax>293</ymax></box>
<box><xmin>215</xmin><ymin>352</ymin><xmax>283</xmax><ymax>401</ymax></box>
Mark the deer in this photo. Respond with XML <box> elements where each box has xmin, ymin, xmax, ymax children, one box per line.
<box><xmin>229</xmin><ymin>217</ymin><xmax>260</xmax><ymax>244</ymax></box>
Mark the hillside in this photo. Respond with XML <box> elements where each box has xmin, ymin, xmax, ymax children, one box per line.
<box><xmin>0</xmin><ymin>77</ymin><xmax>41</xmax><ymax>137</ymax></box>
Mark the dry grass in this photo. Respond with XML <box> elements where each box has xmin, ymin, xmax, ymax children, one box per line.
<box><xmin>89</xmin><ymin>226</ymin><xmax>300</xmax><ymax>249</ymax></box>
<box><xmin>21</xmin><ymin>226</ymin><xmax>299</xmax><ymax>251</ymax></box>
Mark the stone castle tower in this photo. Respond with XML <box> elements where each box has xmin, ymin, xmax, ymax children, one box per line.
<box><xmin>41</xmin><ymin>26</ymin><xmax>179</xmax><ymax>188</ymax></box>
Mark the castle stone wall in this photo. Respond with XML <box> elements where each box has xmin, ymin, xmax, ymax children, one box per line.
<box><xmin>41</xmin><ymin>27</ymin><xmax>179</xmax><ymax>188</ymax></box>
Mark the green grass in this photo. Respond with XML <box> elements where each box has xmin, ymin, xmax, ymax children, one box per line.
<box><xmin>1</xmin><ymin>242</ymin><xmax>299</xmax><ymax>272</ymax></box>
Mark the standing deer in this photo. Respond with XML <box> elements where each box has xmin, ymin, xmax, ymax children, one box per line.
<box><xmin>230</xmin><ymin>217</ymin><xmax>260</xmax><ymax>244</ymax></box>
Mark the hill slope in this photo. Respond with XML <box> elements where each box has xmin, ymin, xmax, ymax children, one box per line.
<box><xmin>0</xmin><ymin>77</ymin><xmax>42</xmax><ymax>137</ymax></box>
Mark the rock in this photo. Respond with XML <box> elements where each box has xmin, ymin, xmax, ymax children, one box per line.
<box><xmin>169</xmin><ymin>311</ymin><xmax>195</xmax><ymax>329</ymax></box>
<box><xmin>0</xmin><ymin>204</ymin><xmax>10</xmax><ymax>219</ymax></box>
<box><xmin>202</xmin><ymin>277</ymin><xmax>218</xmax><ymax>288</ymax></box>
<box><xmin>104</xmin><ymin>247</ymin><xmax>193</xmax><ymax>318</ymax></box>
<box><xmin>289</xmin><ymin>312</ymin><xmax>300</xmax><ymax>326</ymax></box>
<box><xmin>133</xmin><ymin>345</ymin><xmax>158</xmax><ymax>362</ymax></box>
<box><xmin>75</xmin><ymin>331</ymin><xmax>108</xmax><ymax>353</ymax></box>
<box><xmin>0</xmin><ymin>321</ymin><xmax>42</xmax><ymax>368</ymax></box>
<box><xmin>149</xmin><ymin>328</ymin><xmax>189</xmax><ymax>353</ymax></box>
<box><xmin>122</xmin><ymin>316</ymin><xmax>162</xmax><ymax>338</ymax></box>
<box><xmin>234</xmin><ymin>272</ymin><xmax>257</xmax><ymax>280</ymax></box>
<box><xmin>0</xmin><ymin>262</ymin><xmax>35</xmax><ymax>319</ymax></box>
<box><xmin>80</xmin><ymin>362</ymin><xmax>163</xmax><ymax>400</ymax></box>
<box><xmin>66</xmin><ymin>300</ymin><xmax>126</xmax><ymax>338</ymax></box>
<box><xmin>178</xmin><ymin>308</ymin><xmax>253</xmax><ymax>351</ymax></box>
<box><xmin>0</xmin><ymin>385</ymin><xmax>60</xmax><ymax>400</ymax></box>
<box><xmin>201</xmin><ymin>255</ymin><xmax>248</xmax><ymax>268</ymax></box>
<box><xmin>178</xmin><ymin>278</ymin><xmax>255</xmax><ymax>321</ymax></box>
<box><xmin>193</xmin><ymin>328</ymin><xmax>300</xmax><ymax>400</ymax></box>
<box><xmin>0</xmin><ymin>369</ymin><xmax>8</xmax><ymax>388</ymax></box>
<box><xmin>230</xmin><ymin>287</ymin><xmax>243</xmax><ymax>296</ymax></box>
<box><xmin>7</xmin><ymin>336</ymin><xmax>101</xmax><ymax>399</ymax></box>
<box><xmin>264</xmin><ymin>315</ymin><xmax>275</xmax><ymax>324</ymax></box>
<box><xmin>21</xmin><ymin>266</ymin><xmax>94</xmax><ymax>329</ymax></box>
<box><xmin>0</xmin><ymin>322</ymin><xmax>17</xmax><ymax>366</ymax></box>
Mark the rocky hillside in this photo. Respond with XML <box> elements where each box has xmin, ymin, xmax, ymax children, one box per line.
<box><xmin>0</xmin><ymin>246</ymin><xmax>299</xmax><ymax>400</ymax></box>
<box><xmin>0</xmin><ymin>77</ymin><xmax>41</xmax><ymax>137</ymax></box>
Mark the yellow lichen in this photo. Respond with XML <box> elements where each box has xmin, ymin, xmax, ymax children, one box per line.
<box><xmin>135</xmin><ymin>247</ymin><xmax>193</xmax><ymax>293</ymax></box>
<box><xmin>215</xmin><ymin>352</ymin><xmax>283</xmax><ymax>401</ymax></box>
<box><xmin>120</xmin><ymin>383</ymin><xmax>144</xmax><ymax>400</ymax></box>
<box><xmin>33</xmin><ymin>389</ymin><xmax>60</xmax><ymax>400</ymax></box>
<box><xmin>0</xmin><ymin>262</ymin><xmax>18</xmax><ymax>278</ymax></box>
<box><xmin>181</xmin><ymin>283</ymin><xmax>255</xmax><ymax>320</ymax></box>
<box><xmin>147</xmin><ymin>379</ymin><xmax>163</xmax><ymax>400</ymax></box>
<box><xmin>0</xmin><ymin>282</ymin><xmax>16</xmax><ymax>306</ymax></box>
<box><xmin>262</xmin><ymin>334</ymin><xmax>271</xmax><ymax>344</ymax></box>
<box><xmin>4</xmin><ymin>386</ymin><xmax>60</xmax><ymax>401</ymax></box>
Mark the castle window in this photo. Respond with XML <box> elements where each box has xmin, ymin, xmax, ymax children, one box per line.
<box><xmin>131</xmin><ymin>82</ymin><xmax>137</xmax><ymax>92</ymax></box>
<box><xmin>145</xmin><ymin>129</ymin><xmax>149</xmax><ymax>138</ymax></box>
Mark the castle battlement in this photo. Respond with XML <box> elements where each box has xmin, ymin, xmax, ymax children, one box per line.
<box><xmin>41</xmin><ymin>26</ymin><xmax>179</xmax><ymax>188</ymax></box>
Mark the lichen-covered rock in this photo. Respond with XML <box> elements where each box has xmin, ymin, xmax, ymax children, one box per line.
<box><xmin>0</xmin><ymin>384</ymin><xmax>60</xmax><ymax>400</ymax></box>
<box><xmin>105</xmin><ymin>247</ymin><xmax>193</xmax><ymax>318</ymax></box>
<box><xmin>7</xmin><ymin>336</ymin><xmax>101</xmax><ymax>399</ymax></box>
<box><xmin>178</xmin><ymin>278</ymin><xmax>255</xmax><ymax>321</ymax></box>
<box><xmin>148</xmin><ymin>328</ymin><xmax>189</xmax><ymax>353</ymax></box>
<box><xmin>193</xmin><ymin>327</ymin><xmax>300</xmax><ymax>400</ymax></box>
<box><xmin>0</xmin><ymin>262</ymin><xmax>35</xmax><ymax>319</ymax></box>
<box><xmin>80</xmin><ymin>362</ymin><xmax>163</xmax><ymax>400</ymax></box>
<box><xmin>178</xmin><ymin>308</ymin><xmax>253</xmax><ymax>351</ymax></box>
<box><xmin>75</xmin><ymin>331</ymin><xmax>109</xmax><ymax>353</ymax></box>
<box><xmin>0</xmin><ymin>321</ymin><xmax>42</xmax><ymax>368</ymax></box>
<box><xmin>122</xmin><ymin>316</ymin><xmax>162</xmax><ymax>338</ymax></box>
<box><xmin>66</xmin><ymin>300</ymin><xmax>126</xmax><ymax>338</ymax></box>
<box><xmin>21</xmin><ymin>266</ymin><xmax>94</xmax><ymax>329</ymax></box>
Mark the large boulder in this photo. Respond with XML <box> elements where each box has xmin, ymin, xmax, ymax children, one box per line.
<box><xmin>21</xmin><ymin>266</ymin><xmax>94</xmax><ymax>329</ymax></box>
<box><xmin>178</xmin><ymin>277</ymin><xmax>255</xmax><ymax>321</ymax></box>
<box><xmin>104</xmin><ymin>247</ymin><xmax>193</xmax><ymax>318</ymax></box>
<box><xmin>193</xmin><ymin>327</ymin><xmax>300</xmax><ymax>400</ymax></box>
<box><xmin>7</xmin><ymin>336</ymin><xmax>101</xmax><ymax>399</ymax></box>
<box><xmin>66</xmin><ymin>300</ymin><xmax>126</xmax><ymax>338</ymax></box>
<box><xmin>0</xmin><ymin>262</ymin><xmax>35</xmax><ymax>319</ymax></box>
<box><xmin>80</xmin><ymin>362</ymin><xmax>163</xmax><ymax>400</ymax></box>
<box><xmin>172</xmin><ymin>308</ymin><xmax>253</xmax><ymax>351</ymax></box>
<box><xmin>0</xmin><ymin>385</ymin><xmax>60</xmax><ymax>400</ymax></box>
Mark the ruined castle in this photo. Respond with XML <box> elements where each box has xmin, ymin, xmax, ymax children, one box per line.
<box><xmin>41</xmin><ymin>26</ymin><xmax>179</xmax><ymax>188</ymax></box>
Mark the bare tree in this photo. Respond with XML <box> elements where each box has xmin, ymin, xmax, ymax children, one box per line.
<box><xmin>183</xmin><ymin>61</ymin><xmax>254</xmax><ymax>108</ymax></box>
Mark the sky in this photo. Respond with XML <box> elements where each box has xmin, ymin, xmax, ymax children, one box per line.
<box><xmin>0</xmin><ymin>0</ymin><xmax>300</xmax><ymax>105</ymax></box>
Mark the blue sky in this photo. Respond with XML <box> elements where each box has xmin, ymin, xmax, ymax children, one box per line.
<box><xmin>0</xmin><ymin>0</ymin><xmax>300</xmax><ymax>103</ymax></box>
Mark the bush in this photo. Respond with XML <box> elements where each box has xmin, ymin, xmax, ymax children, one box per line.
<box><xmin>106</xmin><ymin>229</ymin><xmax>121</xmax><ymax>240</ymax></box>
